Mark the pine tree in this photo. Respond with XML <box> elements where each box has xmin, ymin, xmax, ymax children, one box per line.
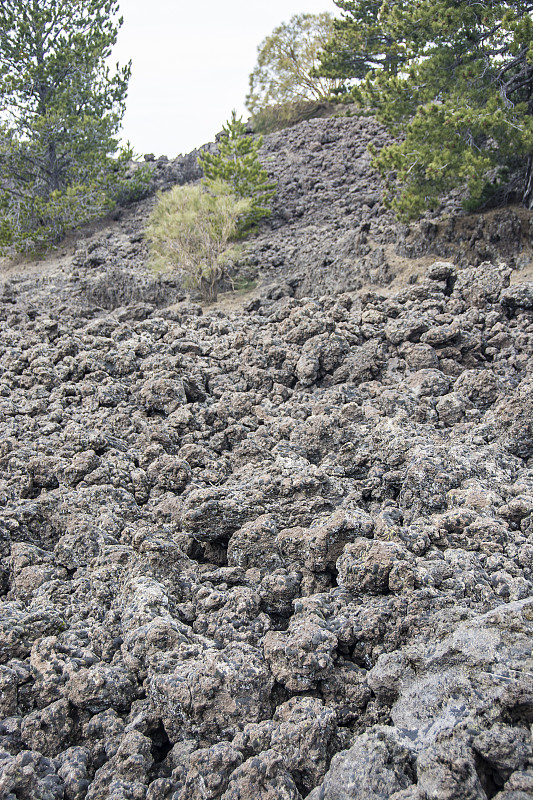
<box><xmin>318</xmin><ymin>0</ymin><xmax>533</xmax><ymax>217</ymax></box>
<box><xmin>197</xmin><ymin>112</ymin><xmax>277</xmax><ymax>232</ymax></box>
<box><xmin>317</xmin><ymin>1</ymin><xmax>406</xmax><ymax>82</ymax></box>
<box><xmin>0</xmin><ymin>0</ymin><xmax>132</xmax><ymax>251</ymax></box>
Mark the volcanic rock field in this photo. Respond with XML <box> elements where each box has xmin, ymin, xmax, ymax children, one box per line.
<box><xmin>1</xmin><ymin>115</ymin><xmax>533</xmax><ymax>800</ymax></box>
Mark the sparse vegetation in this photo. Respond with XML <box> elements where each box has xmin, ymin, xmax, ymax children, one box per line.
<box><xmin>147</xmin><ymin>113</ymin><xmax>276</xmax><ymax>303</ymax></box>
<box><xmin>250</xmin><ymin>100</ymin><xmax>335</xmax><ymax>134</ymax></box>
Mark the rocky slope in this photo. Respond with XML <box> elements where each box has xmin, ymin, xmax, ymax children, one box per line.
<box><xmin>26</xmin><ymin>113</ymin><xmax>529</xmax><ymax>313</ymax></box>
<box><xmin>0</xmin><ymin>115</ymin><xmax>533</xmax><ymax>800</ymax></box>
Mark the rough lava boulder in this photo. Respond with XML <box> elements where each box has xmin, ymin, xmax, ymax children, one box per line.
<box><xmin>0</xmin><ymin>114</ymin><xmax>532</xmax><ymax>800</ymax></box>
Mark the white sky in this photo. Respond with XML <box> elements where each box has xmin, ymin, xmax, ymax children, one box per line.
<box><xmin>112</xmin><ymin>1</ymin><xmax>337</xmax><ymax>158</ymax></box>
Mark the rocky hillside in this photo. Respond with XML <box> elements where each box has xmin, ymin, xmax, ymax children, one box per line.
<box><xmin>22</xmin><ymin>113</ymin><xmax>529</xmax><ymax>313</ymax></box>
<box><xmin>1</xmin><ymin>115</ymin><xmax>533</xmax><ymax>800</ymax></box>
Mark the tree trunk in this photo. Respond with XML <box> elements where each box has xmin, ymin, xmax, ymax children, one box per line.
<box><xmin>523</xmin><ymin>155</ymin><xmax>533</xmax><ymax>210</ymax></box>
<box><xmin>47</xmin><ymin>140</ymin><xmax>60</xmax><ymax>193</ymax></box>
<box><xmin>200</xmin><ymin>274</ymin><xmax>219</xmax><ymax>304</ymax></box>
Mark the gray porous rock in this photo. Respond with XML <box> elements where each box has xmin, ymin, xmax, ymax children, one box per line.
<box><xmin>170</xmin><ymin>741</ymin><xmax>243</xmax><ymax>800</ymax></box>
<box><xmin>221</xmin><ymin>749</ymin><xmax>303</xmax><ymax>800</ymax></box>
<box><xmin>149</xmin><ymin>643</ymin><xmax>274</xmax><ymax>742</ymax></box>
<box><xmin>1</xmin><ymin>114</ymin><xmax>533</xmax><ymax>799</ymax></box>
<box><xmin>306</xmin><ymin>726</ymin><xmax>416</xmax><ymax>800</ymax></box>
<box><xmin>499</xmin><ymin>282</ymin><xmax>533</xmax><ymax>312</ymax></box>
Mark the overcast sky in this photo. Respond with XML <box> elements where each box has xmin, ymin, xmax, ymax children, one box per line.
<box><xmin>112</xmin><ymin>1</ymin><xmax>337</xmax><ymax>158</ymax></box>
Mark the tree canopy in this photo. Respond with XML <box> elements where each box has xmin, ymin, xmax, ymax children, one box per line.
<box><xmin>246</xmin><ymin>13</ymin><xmax>343</xmax><ymax>115</ymax></box>
<box><xmin>318</xmin><ymin>1</ymin><xmax>406</xmax><ymax>82</ymax></box>
<box><xmin>318</xmin><ymin>0</ymin><xmax>533</xmax><ymax>218</ymax></box>
<box><xmin>0</xmin><ymin>0</ymin><xmax>133</xmax><ymax>251</ymax></box>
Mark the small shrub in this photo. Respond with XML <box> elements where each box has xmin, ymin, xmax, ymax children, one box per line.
<box><xmin>0</xmin><ymin>181</ymin><xmax>114</xmax><ymax>254</ymax></box>
<box><xmin>0</xmin><ymin>146</ymin><xmax>151</xmax><ymax>255</ymax></box>
<box><xmin>145</xmin><ymin>180</ymin><xmax>252</xmax><ymax>303</ymax></box>
<box><xmin>107</xmin><ymin>147</ymin><xmax>153</xmax><ymax>207</ymax></box>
